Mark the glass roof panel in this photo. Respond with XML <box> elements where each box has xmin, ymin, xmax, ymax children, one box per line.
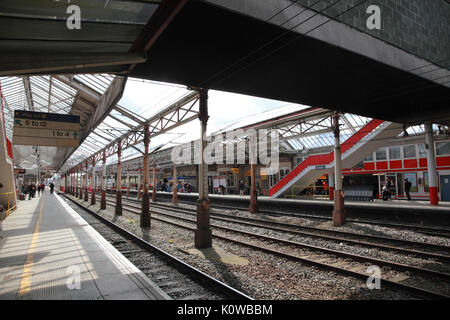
<box><xmin>0</xmin><ymin>0</ymin><xmax>160</xmax><ymax>25</ymax></box>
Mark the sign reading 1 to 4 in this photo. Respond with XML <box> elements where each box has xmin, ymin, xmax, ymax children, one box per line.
<box><xmin>13</xmin><ymin>110</ymin><xmax>81</xmax><ymax>148</ymax></box>
<box><xmin>53</xmin><ymin>130</ymin><xmax>79</xmax><ymax>139</ymax></box>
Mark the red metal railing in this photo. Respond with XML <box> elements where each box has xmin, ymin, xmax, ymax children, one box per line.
<box><xmin>269</xmin><ymin>119</ymin><xmax>384</xmax><ymax>196</ymax></box>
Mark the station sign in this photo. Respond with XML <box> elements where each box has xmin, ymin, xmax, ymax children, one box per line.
<box><xmin>14</xmin><ymin>168</ymin><xmax>26</xmax><ymax>174</ymax></box>
<box><xmin>12</xmin><ymin>110</ymin><xmax>81</xmax><ymax>148</ymax></box>
<box><xmin>231</xmin><ymin>168</ymin><xmax>240</xmax><ymax>174</ymax></box>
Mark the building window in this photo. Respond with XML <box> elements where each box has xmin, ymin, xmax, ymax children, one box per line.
<box><xmin>436</xmin><ymin>141</ymin><xmax>450</xmax><ymax>156</ymax></box>
<box><xmin>296</xmin><ymin>157</ymin><xmax>304</xmax><ymax>166</ymax></box>
<box><xmin>364</xmin><ymin>153</ymin><xmax>374</xmax><ymax>162</ymax></box>
<box><xmin>389</xmin><ymin>147</ymin><xmax>401</xmax><ymax>160</ymax></box>
<box><xmin>375</xmin><ymin>148</ymin><xmax>387</xmax><ymax>161</ymax></box>
<box><xmin>403</xmin><ymin>145</ymin><xmax>417</xmax><ymax>159</ymax></box>
<box><xmin>418</xmin><ymin>144</ymin><xmax>427</xmax><ymax>158</ymax></box>
<box><xmin>279</xmin><ymin>168</ymin><xmax>290</xmax><ymax>180</ymax></box>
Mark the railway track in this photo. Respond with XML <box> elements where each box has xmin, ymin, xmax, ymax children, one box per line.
<box><xmin>106</xmin><ymin>191</ymin><xmax>450</xmax><ymax>238</ymax></box>
<box><xmin>90</xmin><ymin>194</ymin><xmax>450</xmax><ymax>299</ymax></box>
<box><xmin>60</xmin><ymin>193</ymin><xmax>252</xmax><ymax>301</ymax></box>
<box><xmin>105</xmin><ymin>194</ymin><xmax>450</xmax><ymax>262</ymax></box>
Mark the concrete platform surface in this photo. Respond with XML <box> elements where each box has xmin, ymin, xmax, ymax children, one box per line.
<box><xmin>0</xmin><ymin>191</ymin><xmax>170</xmax><ymax>300</ymax></box>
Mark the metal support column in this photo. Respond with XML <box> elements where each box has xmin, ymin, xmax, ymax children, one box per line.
<box><xmin>79</xmin><ymin>166</ymin><xmax>83</xmax><ymax>200</ymax></box>
<box><xmin>116</xmin><ymin>140</ymin><xmax>122</xmax><ymax>215</ymax></box>
<box><xmin>141</xmin><ymin>123</ymin><xmax>151</xmax><ymax>227</ymax></box>
<box><xmin>152</xmin><ymin>160</ymin><xmax>157</xmax><ymax>202</ymax></box>
<box><xmin>249</xmin><ymin>163</ymin><xmax>259</xmax><ymax>213</ymax></box>
<box><xmin>91</xmin><ymin>158</ymin><xmax>96</xmax><ymax>205</ymax></box>
<box><xmin>126</xmin><ymin>171</ymin><xmax>130</xmax><ymax>199</ymax></box>
<box><xmin>101</xmin><ymin>150</ymin><xmax>107</xmax><ymax>210</ymax></box>
<box><xmin>76</xmin><ymin>168</ymin><xmax>79</xmax><ymax>198</ymax></box>
<box><xmin>84</xmin><ymin>162</ymin><xmax>89</xmax><ymax>202</ymax></box>
<box><xmin>172</xmin><ymin>162</ymin><xmax>178</xmax><ymax>204</ymax></box>
<box><xmin>425</xmin><ymin>122</ymin><xmax>439</xmax><ymax>205</ymax></box>
<box><xmin>137</xmin><ymin>172</ymin><xmax>142</xmax><ymax>200</ymax></box>
<box><xmin>195</xmin><ymin>88</ymin><xmax>212</xmax><ymax>248</ymax></box>
<box><xmin>332</xmin><ymin>112</ymin><xmax>345</xmax><ymax>226</ymax></box>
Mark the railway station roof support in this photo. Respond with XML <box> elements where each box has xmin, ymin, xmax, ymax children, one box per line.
<box><xmin>62</xmin><ymin>91</ymin><xmax>200</xmax><ymax>176</ymax></box>
<box><xmin>1</xmin><ymin>0</ymin><xmax>448</xmax><ymax>127</ymax></box>
<box><xmin>0</xmin><ymin>74</ymin><xmax>128</xmax><ymax>174</ymax></box>
<box><xmin>129</xmin><ymin>0</ymin><xmax>450</xmax><ymax>126</ymax></box>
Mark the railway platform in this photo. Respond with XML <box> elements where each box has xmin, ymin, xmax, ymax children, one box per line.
<box><xmin>141</xmin><ymin>190</ymin><xmax>450</xmax><ymax>228</ymax></box>
<box><xmin>0</xmin><ymin>191</ymin><xmax>170</xmax><ymax>300</ymax></box>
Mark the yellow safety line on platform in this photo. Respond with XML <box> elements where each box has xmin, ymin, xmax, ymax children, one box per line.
<box><xmin>18</xmin><ymin>197</ymin><xmax>45</xmax><ymax>297</ymax></box>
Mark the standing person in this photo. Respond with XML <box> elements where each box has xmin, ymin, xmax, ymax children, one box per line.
<box><xmin>386</xmin><ymin>178</ymin><xmax>392</xmax><ymax>201</ymax></box>
<box><xmin>404</xmin><ymin>178</ymin><xmax>412</xmax><ymax>201</ymax></box>
<box><xmin>239</xmin><ymin>180</ymin><xmax>245</xmax><ymax>196</ymax></box>
<box><xmin>50</xmin><ymin>182</ymin><xmax>54</xmax><ymax>194</ymax></box>
<box><xmin>30</xmin><ymin>183</ymin><xmax>36</xmax><ymax>199</ymax></box>
<box><xmin>37</xmin><ymin>184</ymin><xmax>41</xmax><ymax>196</ymax></box>
<box><xmin>323</xmin><ymin>180</ymin><xmax>329</xmax><ymax>196</ymax></box>
<box><xmin>41</xmin><ymin>183</ymin><xmax>45</xmax><ymax>193</ymax></box>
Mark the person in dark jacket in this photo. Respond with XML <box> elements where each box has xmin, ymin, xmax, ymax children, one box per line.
<box><xmin>385</xmin><ymin>178</ymin><xmax>392</xmax><ymax>201</ymax></box>
<box><xmin>404</xmin><ymin>178</ymin><xmax>412</xmax><ymax>200</ymax></box>
<box><xmin>29</xmin><ymin>183</ymin><xmax>36</xmax><ymax>199</ymax></box>
<box><xmin>239</xmin><ymin>180</ymin><xmax>245</xmax><ymax>196</ymax></box>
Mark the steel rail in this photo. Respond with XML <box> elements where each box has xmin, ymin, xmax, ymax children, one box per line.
<box><xmin>76</xmin><ymin>193</ymin><xmax>450</xmax><ymax>300</ymax></box>
<box><xmin>60</xmin><ymin>192</ymin><xmax>253</xmax><ymax>300</ymax></box>
<box><xmin>103</xmin><ymin>194</ymin><xmax>450</xmax><ymax>260</ymax></box>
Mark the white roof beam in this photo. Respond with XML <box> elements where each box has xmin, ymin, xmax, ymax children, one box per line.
<box><xmin>22</xmin><ymin>76</ymin><xmax>34</xmax><ymax>110</ymax></box>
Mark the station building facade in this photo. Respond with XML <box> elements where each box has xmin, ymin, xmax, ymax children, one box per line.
<box><xmin>340</xmin><ymin>140</ymin><xmax>450</xmax><ymax>201</ymax></box>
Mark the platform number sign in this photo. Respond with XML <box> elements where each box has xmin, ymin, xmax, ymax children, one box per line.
<box><xmin>13</xmin><ymin>110</ymin><xmax>81</xmax><ymax>148</ymax></box>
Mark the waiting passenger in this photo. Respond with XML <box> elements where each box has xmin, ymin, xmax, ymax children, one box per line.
<box><xmin>239</xmin><ymin>180</ymin><xmax>245</xmax><ymax>196</ymax></box>
<box><xmin>404</xmin><ymin>178</ymin><xmax>412</xmax><ymax>201</ymax></box>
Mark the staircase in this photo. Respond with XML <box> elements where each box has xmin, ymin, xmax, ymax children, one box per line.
<box><xmin>269</xmin><ymin>119</ymin><xmax>404</xmax><ymax>198</ymax></box>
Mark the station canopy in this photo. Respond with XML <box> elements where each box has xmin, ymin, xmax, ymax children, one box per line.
<box><xmin>1</xmin><ymin>73</ymin><xmax>441</xmax><ymax>176</ymax></box>
<box><xmin>0</xmin><ymin>0</ymin><xmax>447</xmax><ymax>175</ymax></box>
<box><xmin>0</xmin><ymin>0</ymin><xmax>448</xmax><ymax>128</ymax></box>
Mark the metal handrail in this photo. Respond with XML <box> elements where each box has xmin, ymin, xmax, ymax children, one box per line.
<box><xmin>0</xmin><ymin>191</ymin><xmax>16</xmax><ymax>218</ymax></box>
